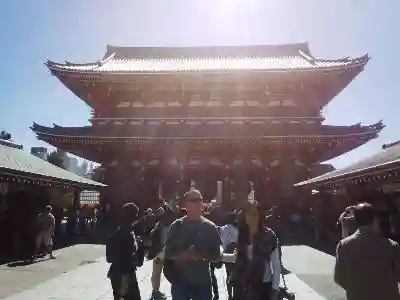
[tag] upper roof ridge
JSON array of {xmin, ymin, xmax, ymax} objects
[{"xmin": 104, "ymin": 42, "xmax": 311, "ymax": 59}]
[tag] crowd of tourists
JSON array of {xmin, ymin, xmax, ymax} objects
[
  {"xmin": 105, "ymin": 188, "xmax": 400, "ymax": 300},
  {"xmin": 4, "ymin": 186, "xmax": 400, "ymax": 299},
  {"xmin": 106, "ymin": 188, "xmax": 295, "ymax": 300}
]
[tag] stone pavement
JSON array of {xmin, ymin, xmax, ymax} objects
[
  {"xmin": 283, "ymin": 246, "xmax": 346, "ymax": 300},
  {"xmin": 0, "ymin": 244, "xmax": 106, "ymax": 299},
  {"xmin": 0, "ymin": 245, "xmax": 344, "ymax": 300}
]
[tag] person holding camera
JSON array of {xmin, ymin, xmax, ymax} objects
[{"xmin": 338, "ymin": 206, "xmax": 357, "ymax": 239}]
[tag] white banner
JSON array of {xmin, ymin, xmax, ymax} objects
[{"xmin": 216, "ymin": 181, "xmax": 222, "ymax": 204}]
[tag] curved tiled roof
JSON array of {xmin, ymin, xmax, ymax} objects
[
  {"xmin": 45, "ymin": 43, "xmax": 369, "ymax": 74},
  {"xmin": 31, "ymin": 121, "xmax": 384, "ymax": 139},
  {"xmin": 295, "ymin": 143, "xmax": 400, "ymax": 187},
  {"xmin": 0, "ymin": 139, "xmax": 23, "ymax": 149},
  {"xmin": 0, "ymin": 143, "xmax": 105, "ymax": 188}
]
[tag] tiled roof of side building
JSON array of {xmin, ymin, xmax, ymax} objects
[
  {"xmin": 31, "ymin": 121, "xmax": 384, "ymax": 139},
  {"xmin": 295, "ymin": 143, "xmax": 400, "ymax": 187},
  {"xmin": 0, "ymin": 143, "xmax": 106, "ymax": 188},
  {"xmin": 45, "ymin": 42, "xmax": 370, "ymax": 73}
]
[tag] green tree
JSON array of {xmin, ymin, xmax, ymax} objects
[{"xmin": 47, "ymin": 151, "xmax": 66, "ymax": 169}]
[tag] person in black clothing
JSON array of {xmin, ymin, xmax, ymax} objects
[{"xmin": 107, "ymin": 202, "xmax": 142, "ymax": 300}]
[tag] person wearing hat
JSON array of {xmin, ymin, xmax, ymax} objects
[{"xmin": 164, "ymin": 188, "xmax": 222, "ymax": 300}]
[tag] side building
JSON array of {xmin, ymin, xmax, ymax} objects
[
  {"xmin": 32, "ymin": 42, "xmax": 383, "ymax": 208},
  {"xmin": 31, "ymin": 146, "xmax": 48, "ymax": 160}
]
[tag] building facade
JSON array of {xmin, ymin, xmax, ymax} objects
[
  {"xmin": 32, "ymin": 43, "xmax": 383, "ymax": 208},
  {"xmin": 31, "ymin": 146, "xmax": 48, "ymax": 160}
]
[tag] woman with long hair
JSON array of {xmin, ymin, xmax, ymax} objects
[{"xmin": 222, "ymin": 200, "xmax": 281, "ymax": 300}]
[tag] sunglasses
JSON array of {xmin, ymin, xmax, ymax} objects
[{"xmin": 187, "ymin": 198, "xmax": 203, "ymax": 202}]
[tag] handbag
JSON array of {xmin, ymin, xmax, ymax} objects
[
  {"xmin": 163, "ymin": 220, "xmax": 183, "ymax": 283},
  {"xmin": 279, "ymin": 272, "xmax": 295, "ymax": 300}
]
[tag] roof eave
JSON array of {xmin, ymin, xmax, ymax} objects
[
  {"xmin": 32, "ymin": 130, "xmax": 382, "ymax": 140},
  {"xmin": 0, "ymin": 168, "xmax": 106, "ymax": 189},
  {"xmin": 45, "ymin": 53, "xmax": 370, "ymax": 75},
  {"xmin": 44, "ymin": 61, "xmax": 369, "ymax": 75},
  {"xmin": 295, "ymin": 159, "xmax": 400, "ymax": 188}
]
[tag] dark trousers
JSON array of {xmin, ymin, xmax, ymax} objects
[
  {"xmin": 171, "ymin": 278, "xmax": 212, "ymax": 300},
  {"xmin": 210, "ymin": 264, "xmax": 219, "ymax": 299},
  {"xmin": 233, "ymin": 281, "xmax": 272, "ymax": 300},
  {"xmin": 109, "ymin": 272, "xmax": 141, "ymax": 300},
  {"xmin": 224, "ymin": 263, "xmax": 234, "ymax": 299}
]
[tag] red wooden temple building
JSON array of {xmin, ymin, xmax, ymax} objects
[{"xmin": 32, "ymin": 42, "xmax": 384, "ymax": 208}]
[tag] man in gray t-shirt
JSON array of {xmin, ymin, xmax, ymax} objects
[{"xmin": 165, "ymin": 189, "xmax": 221, "ymax": 300}]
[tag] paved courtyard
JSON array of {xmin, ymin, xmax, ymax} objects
[{"xmin": 0, "ymin": 245, "xmax": 345, "ymax": 300}]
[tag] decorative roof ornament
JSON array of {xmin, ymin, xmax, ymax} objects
[
  {"xmin": 186, "ymin": 153, "xmax": 201, "ymax": 166},
  {"xmin": 148, "ymin": 157, "xmax": 159, "ymax": 166},
  {"xmin": 370, "ymin": 120, "xmax": 385, "ymax": 131},
  {"xmin": 248, "ymin": 182, "xmax": 255, "ymax": 201},
  {"xmin": 270, "ymin": 159, "xmax": 280, "ymax": 167},
  {"xmin": 132, "ymin": 160, "xmax": 141, "ymax": 167},
  {"xmin": 233, "ymin": 156, "xmax": 243, "ymax": 166},
  {"xmin": 167, "ymin": 157, "xmax": 179, "ymax": 166},
  {"xmin": 0, "ymin": 130, "xmax": 11, "ymax": 141},
  {"xmin": 294, "ymin": 158, "xmax": 305, "ymax": 167},
  {"xmin": 251, "ymin": 156, "xmax": 262, "ymax": 166},
  {"xmin": 210, "ymin": 157, "xmax": 223, "ymax": 166}
]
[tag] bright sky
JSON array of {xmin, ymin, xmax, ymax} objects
[{"xmin": 0, "ymin": 0, "xmax": 398, "ymax": 168}]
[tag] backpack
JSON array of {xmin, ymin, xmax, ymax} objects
[
  {"xmin": 106, "ymin": 229, "xmax": 145, "ymax": 268},
  {"xmin": 106, "ymin": 233, "xmax": 119, "ymax": 264}
]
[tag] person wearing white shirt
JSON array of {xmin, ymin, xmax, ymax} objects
[
  {"xmin": 220, "ymin": 222, "xmax": 239, "ymax": 250},
  {"xmin": 219, "ymin": 214, "xmax": 239, "ymax": 300},
  {"xmin": 221, "ymin": 201, "xmax": 281, "ymax": 300}
]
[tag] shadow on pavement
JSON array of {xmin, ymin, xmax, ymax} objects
[
  {"xmin": 280, "ymin": 234, "xmax": 337, "ymax": 257},
  {"xmin": 7, "ymin": 257, "xmax": 50, "ymax": 267},
  {"xmin": 1, "ymin": 222, "xmax": 112, "ymax": 266}
]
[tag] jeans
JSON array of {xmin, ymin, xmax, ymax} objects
[{"xmin": 171, "ymin": 279, "xmax": 212, "ymax": 300}]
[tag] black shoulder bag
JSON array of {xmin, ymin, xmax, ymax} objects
[{"xmin": 163, "ymin": 221, "xmax": 183, "ymax": 283}]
